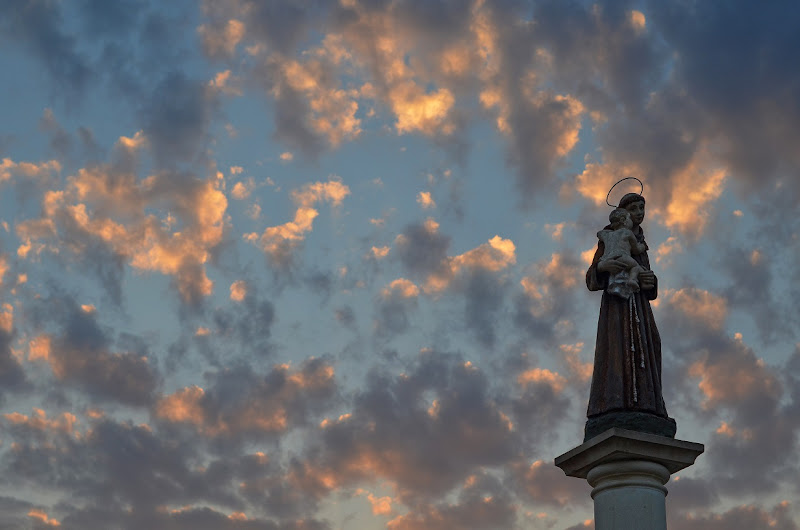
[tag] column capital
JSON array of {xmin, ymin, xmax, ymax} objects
[{"xmin": 555, "ymin": 427, "xmax": 704, "ymax": 479}]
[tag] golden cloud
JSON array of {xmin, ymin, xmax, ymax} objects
[
  {"xmin": 197, "ymin": 19, "xmax": 245, "ymax": 57},
  {"xmin": 251, "ymin": 179, "xmax": 350, "ymax": 266},
  {"xmin": 230, "ymin": 280, "xmax": 247, "ymax": 302},
  {"xmin": 664, "ymin": 288, "xmax": 728, "ymax": 331},
  {"xmin": 382, "ymin": 278, "xmax": 420, "ymax": 299}
]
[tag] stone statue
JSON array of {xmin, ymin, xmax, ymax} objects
[
  {"xmin": 584, "ymin": 191, "xmax": 676, "ymax": 441},
  {"xmin": 596, "ymin": 208, "xmax": 646, "ymax": 299}
]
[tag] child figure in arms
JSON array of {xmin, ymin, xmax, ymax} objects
[{"xmin": 597, "ymin": 208, "xmax": 647, "ymax": 298}]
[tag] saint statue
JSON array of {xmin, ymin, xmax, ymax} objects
[{"xmin": 584, "ymin": 191, "xmax": 676, "ymax": 441}]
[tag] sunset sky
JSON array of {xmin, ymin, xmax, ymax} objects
[{"xmin": 1, "ymin": 1, "xmax": 799, "ymax": 528}]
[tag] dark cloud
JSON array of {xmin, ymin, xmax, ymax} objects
[
  {"xmin": 394, "ymin": 221, "xmax": 450, "ymax": 279},
  {"xmin": 669, "ymin": 502, "xmax": 798, "ymax": 530},
  {"xmin": 511, "ymin": 459, "xmax": 590, "ymax": 508},
  {"xmin": 1, "ymin": 0, "xmax": 92, "ymax": 100},
  {"xmin": 211, "ymin": 297, "xmax": 276, "ymax": 358},
  {"xmin": 386, "ymin": 472, "xmax": 517, "ymax": 530},
  {"xmin": 303, "ymin": 351, "xmax": 521, "ymax": 503},
  {"xmin": 61, "ymin": 506, "xmax": 330, "ymax": 530},
  {"xmin": 0, "ymin": 495, "xmax": 35, "ymax": 529},
  {"xmin": 1, "ymin": 412, "xmax": 332, "ymax": 529},
  {"xmin": 666, "ymin": 476, "xmax": 719, "ymax": 513},
  {"xmin": 374, "ymin": 290, "xmax": 416, "ymax": 338},
  {"xmin": 462, "ymin": 270, "xmax": 506, "ymax": 348},
  {"xmin": 153, "ymin": 358, "xmax": 338, "ymax": 446},
  {"xmin": 648, "ymin": 0, "xmax": 800, "ymax": 192},
  {"xmin": 333, "ymin": 305, "xmax": 356, "ymax": 331},
  {"xmin": 0, "ymin": 316, "xmax": 27, "ymax": 403},
  {"xmin": 140, "ymin": 72, "xmax": 219, "ymax": 167},
  {"xmin": 658, "ymin": 291, "xmax": 800, "ymax": 497},
  {"xmin": 31, "ymin": 294, "xmax": 159, "ymax": 406},
  {"xmin": 513, "ymin": 250, "xmax": 584, "ymax": 347}
]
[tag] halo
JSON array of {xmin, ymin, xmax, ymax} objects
[{"xmin": 605, "ymin": 177, "xmax": 643, "ymax": 208}]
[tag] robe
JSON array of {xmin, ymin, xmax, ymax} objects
[{"xmin": 585, "ymin": 225, "xmax": 669, "ymax": 419}]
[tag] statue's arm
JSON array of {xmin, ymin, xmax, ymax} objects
[
  {"xmin": 639, "ymin": 259, "xmax": 658, "ymax": 300},
  {"xmin": 630, "ymin": 233, "xmax": 646, "ymax": 255},
  {"xmin": 643, "ymin": 272, "xmax": 658, "ymax": 300},
  {"xmin": 586, "ymin": 241, "xmax": 608, "ymax": 292}
]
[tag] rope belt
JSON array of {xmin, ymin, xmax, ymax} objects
[{"xmin": 628, "ymin": 295, "xmax": 646, "ymax": 403}]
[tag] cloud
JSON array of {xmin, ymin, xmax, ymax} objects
[
  {"xmin": 648, "ymin": 1, "xmax": 800, "ymax": 194},
  {"xmin": 29, "ymin": 294, "xmax": 159, "ymax": 406},
  {"xmin": 394, "ymin": 219, "xmax": 515, "ymax": 293},
  {"xmin": 0, "ymin": 157, "xmax": 62, "ymax": 185},
  {"xmin": 305, "ymin": 352, "xmax": 518, "ymax": 503},
  {"xmin": 381, "ymin": 278, "xmax": 419, "ymax": 299},
  {"xmin": 375, "ymin": 279, "xmax": 419, "ymax": 338},
  {"xmin": 669, "ymin": 502, "xmax": 797, "ymax": 530},
  {"xmin": 416, "ymin": 191, "xmax": 436, "ymax": 209},
  {"xmin": 198, "ymin": 19, "xmax": 246, "ymax": 58},
  {"xmin": 18, "ymin": 153, "xmax": 229, "ymax": 304},
  {"xmin": 154, "ymin": 358, "xmax": 337, "ymax": 440},
  {"xmin": 247, "ymin": 179, "xmax": 349, "ymax": 268},
  {"xmin": 512, "ymin": 460, "xmax": 589, "ymax": 508},
  {"xmin": 229, "ymin": 281, "xmax": 247, "ymax": 302},
  {"xmin": 662, "ymin": 288, "xmax": 728, "ymax": 332},
  {"xmin": 1, "ymin": 0, "xmax": 92, "ymax": 99},
  {"xmin": 268, "ymin": 51, "xmax": 362, "ymax": 150},
  {"xmin": 140, "ymin": 72, "xmax": 220, "ymax": 166},
  {"xmin": 385, "ymin": 473, "xmax": 516, "ymax": 530}
]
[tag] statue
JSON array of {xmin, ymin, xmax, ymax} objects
[
  {"xmin": 584, "ymin": 182, "xmax": 676, "ymax": 441},
  {"xmin": 596, "ymin": 208, "xmax": 647, "ymax": 299}
]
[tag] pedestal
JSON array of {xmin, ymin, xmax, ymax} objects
[{"xmin": 555, "ymin": 428, "xmax": 704, "ymax": 530}]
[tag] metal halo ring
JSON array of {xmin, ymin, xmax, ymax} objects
[{"xmin": 606, "ymin": 177, "xmax": 644, "ymax": 208}]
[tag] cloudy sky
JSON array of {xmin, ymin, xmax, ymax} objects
[{"xmin": 1, "ymin": 0, "xmax": 799, "ymax": 528}]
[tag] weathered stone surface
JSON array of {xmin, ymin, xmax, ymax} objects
[
  {"xmin": 584, "ymin": 410, "xmax": 677, "ymax": 442},
  {"xmin": 555, "ymin": 429, "xmax": 704, "ymax": 530}
]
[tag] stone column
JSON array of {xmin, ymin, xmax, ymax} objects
[{"xmin": 555, "ymin": 428, "xmax": 704, "ymax": 530}]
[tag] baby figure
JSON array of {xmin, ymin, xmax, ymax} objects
[{"xmin": 597, "ymin": 208, "xmax": 647, "ymax": 298}]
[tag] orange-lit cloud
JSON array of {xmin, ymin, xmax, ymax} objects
[
  {"xmin": 416, "ymin": 191, "xmax": 436, "ymax": 209},
  {"xmin": 410, "ymin": 222, "xmax": 515, "ymax": 293},
  {"xmin": 664, "ymin": 287, "xmax": 728, "ymax": 331},
  {"xmin": 27, "ymin": 509, "xmax": 60, "ymax": 527},
  {"xmin": 154, "ymin": 361, "xmax": 335, "ymax": 437},
  {"xmin": 0, "ymin": 157, "xmax": 61, "ymax": 183},
  {"xmin": 197, "ymin": 19, "xmax": 245, "ymax": 57},
  {"xmin": 661, "ymin": 152, "xmax": 727, "ymax": 239},
  {"xmin": 208, "ymin": 69, "xmax": 242, "ymax": 96},
  {"xmin": 273, "ymin": 53, "xmax": 362, "ymax": 147},
  {"xmin": 560, "ymin": 343, "xmax": 593, "ymax": 383},
  {"xmin": 573, "ymin": 161, "xmax": 643, "ymax": 206},
  {"xmin": 689, "ymin": 343, "xmax": 780, "ymax": 409},
  {"xmin": 371, "ymin": 245, "xmax": 390, "ymax": 259},
  {"xmin": 28, "ymin": 335, "xmax": 51, "ymax": 361},
  {"xmin": 230, "ymin": 280, "xmax": 247, "ymax": 301},
  {"xmin": 629, "ymin": 10, "xmax": 647, "ymax": 33},
  {"xmin": 4, "ymin": 408, "xmax": 78, "ymax": 438},
  {"xmin": 247, "ymin": 179, "xmax": 349, "ymax": 266},
  {"xmin": 19, "ymin": 153, "xmax": 229, "ymax": 302},
  {"xmin": 155, "ymin": 385, "xmax": 206, "ymax": 426},
  {"xmin": 517, "ymin": 368, "xmax": 567, "ymax": 394},
  {"xmin": 382, "ymin": 278, "xmax": 420, "ymax": 299}
]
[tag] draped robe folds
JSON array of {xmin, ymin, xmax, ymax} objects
[{"xmin": 585, "ymin": 226, "xmax": 670, "ymax": 421}]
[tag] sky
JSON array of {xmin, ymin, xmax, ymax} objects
[{"xmin": 1, "ymin": 0, "xmax": 799, "ymax": 528}]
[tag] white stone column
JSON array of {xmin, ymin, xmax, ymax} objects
[{"xmin": 555, "ymin": 428, "xmax": 704, "ymax": 530}]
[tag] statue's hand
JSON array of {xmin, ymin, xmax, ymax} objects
[
  {"xmin": 639, "ymin": 270, "xmax": 656, "ymax": 290},
  {"xmin": 597, "ymin": 259, "xmax": 626, "ymax": 274}
]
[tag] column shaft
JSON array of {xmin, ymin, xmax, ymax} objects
[{"xmin": 587, "ymin": 460, "xmax": 669, "ymax": 530}]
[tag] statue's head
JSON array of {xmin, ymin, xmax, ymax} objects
[
  {"xmin": 609, "ymin": 208, "xmax": 632, "ymax": 229},
  {"xmin": 619, "ymin": 192, "xmax": 645, "ymax": 227},
  {"xmin": 618, "ymin": 192, "xmax": 645, "ymax": 208}
]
